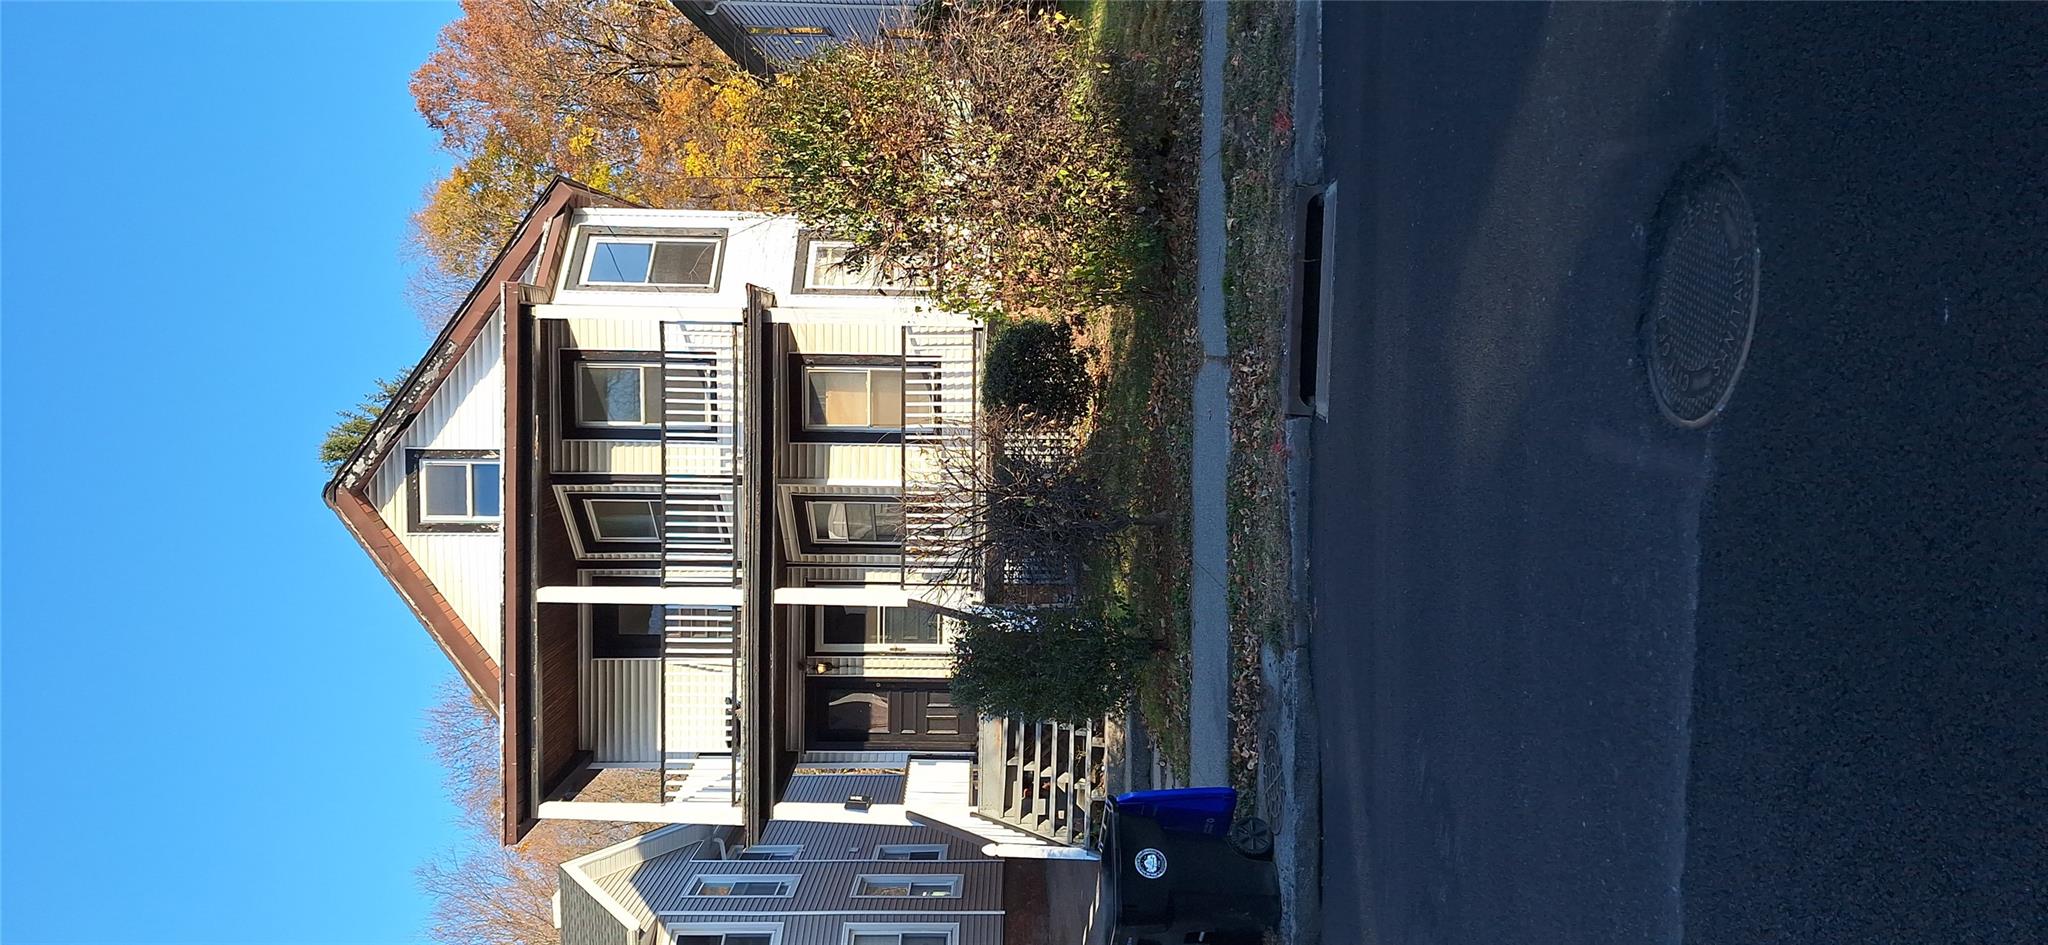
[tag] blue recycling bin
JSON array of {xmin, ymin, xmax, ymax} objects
[{"xmin": 1099, "ymin": 787, "xmax": 1280, "ymax": 945}]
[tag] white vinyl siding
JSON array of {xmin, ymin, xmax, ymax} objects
[{"xmin": 366, "ymin": 309, "xmax": 506, "ymax": 663}]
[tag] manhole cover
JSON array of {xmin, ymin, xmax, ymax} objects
[{"xmin": 1644, "ymin": 166, "xmax": 1761, "ymax": 427}]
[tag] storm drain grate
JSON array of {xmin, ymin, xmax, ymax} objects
[{"xmin": 1644, "ymin": 165, "xmax": 1761, "ymax": 427}]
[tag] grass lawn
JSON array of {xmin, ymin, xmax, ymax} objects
[{"xmin": 1059, "ymin": 0, "xmax": 1299, "ymax": 796}]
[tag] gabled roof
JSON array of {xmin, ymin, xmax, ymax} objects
[
  {"xmin": 324, "ymin": 177, "xmax": 632, "ymax": 713},
  {"xmin": 558, "ymin": 825, "xmax": 722, "ymax": 945}
]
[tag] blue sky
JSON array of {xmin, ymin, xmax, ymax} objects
[{"xmin": 2, "ymin": 4, "xmax": 474, "ymax": 943}]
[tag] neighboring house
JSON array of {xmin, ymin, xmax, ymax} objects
[
  {"xmin": 671, "ymin": 0, "xmax": 921, "ymax": 76},
  {"xmin": 557, "ymin": 820, "xmax": 1028, "ymax": 945},
  {"xmin": 325, "ymin": 177, "xmax": 1100, "ymax": 850}
]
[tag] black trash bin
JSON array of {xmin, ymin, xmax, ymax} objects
[{"xmin": 1099, "ymin": 787, "xmax": 1280, "ymax": 945}]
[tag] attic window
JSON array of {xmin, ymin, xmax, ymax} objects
[
  {"xmin": 746, "ymin": 25, "xmax": 828, "ymax": 35},
  {"xmin": 405, "ymin": 450, "xmax": 501, "ymax": 533},
  {"xmin": 566, "ymin": 226, "xmax": 727, "ymax": 292},
  {"xmin": 687, "ymin": 874, "xmax": 798, "ymax": 898}
]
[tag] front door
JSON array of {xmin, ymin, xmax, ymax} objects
[{"xmin": 806, "ymin": 679, "xmax": 976, "ymax": 751}]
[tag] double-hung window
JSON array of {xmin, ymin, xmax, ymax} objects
[
  {"xmin": 803, "ymin": 365, "xmax": 904, "ymax": 432},
  {"xmin": 805, "ymin": 499, "xmax": 903, "ymax": 547},
  {"xmin": 852, "ymin": 874, "xmax": 962, "ymax": 899},
  {"xmin": 575, "ymin": 362, "xmax": 662, "ymax": 428},
  {"xmin": 817, "ymin": 606, "xmax": 945, "ymax": 653},
  {"xmin": 845, "ymin": 924, "xmax": 956, "ymax": 945},
  {"xmin": 671, "ymin": 923, "xmax": 781, "ymax": 945},
  {"xmin": 687, "ymin": 874, "xmax": 798, "ymax": 898},
  {"xmin": 407, "ymin": 450, "xmax": 500, "ymax": 532},
  {"xmin": 802, "ymin": 240, "xmax": 929, "ymax": 293}
]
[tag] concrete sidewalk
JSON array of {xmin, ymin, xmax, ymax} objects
[{"xmin": 1187, "ymin": 2, "xmax": 1324, "ymax": 943}]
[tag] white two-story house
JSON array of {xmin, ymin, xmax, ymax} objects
[{"xmin": 327, "ymin": 178, "xmax": 1101, "ymax": 852}]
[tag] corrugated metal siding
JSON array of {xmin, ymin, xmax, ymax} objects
[
  {"xmin": 555, "ymin": 439, "xmax": 663, "ymax": 474},
  {"xmin": 629, "ymin": 858, "xmax": 1001, "ymax": 913},
  {"xmin": 588, "ymin": 658, "xmax": 661, "ymax": 762},
  {"xmin": 786, "ymin": 320, "xmax": 902, "ymax": 355},
  {"xmin": 562, "ymin": 317, "xmax": 662, "ymax": 351},
  {"xmin": 778, "ymin": 442, "xmax": 900, "ymax": 484},
  {"xmin": 366, "ymin": 310, "xmax": 506, "ymax": 663},
  {"xmin": 760, "ymin": 821, "xmax": 992, "ymax": 861},
  {"xmin": 782, "ymin": 774, "xmax": 905, "ymax": 804},
  {"xmin": 666, "ymin": 914, "xmax": 1002, "ymax": 945}
]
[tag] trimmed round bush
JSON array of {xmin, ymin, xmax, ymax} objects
[
  {"xmin": 950, "ymin": 605, "xmax": 1149, "ymax": 724},
  {"xmin": 984, "ymin": 320, "xmax": 1091, "ymax": 420}
]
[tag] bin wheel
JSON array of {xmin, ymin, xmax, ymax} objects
[{"xmin": 1229, "ymin": 816, "xmax": 1274, "ymax": 858}]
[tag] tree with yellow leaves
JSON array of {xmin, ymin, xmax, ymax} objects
[{"xmin": 407, "ymin": 0, "xmax": 775, "ymax": 323}]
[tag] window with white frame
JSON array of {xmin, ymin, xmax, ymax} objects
[
  {"xmin": 670, "ymin": 922, "xmax": 782, "ymax": 945},
  {"xmin": 844, "ymin": 924, "xmax": 956, "ymax": 945},
  {"xmin": 581, "ymin": 235, "xmax": 721, "ymax": 288},
  {"xmin": 802, "ymin": 365, "xmax": 905, "ymax": 431},
  {"xmin": 852, "ymin": 874, "xmax": 962, "ymax": 898},
  {"xmin": 805, "ymin": 499, "xmax": 903, "ymax": 546},
  {"xmin": 816, "ymin": 606, "xmax": 946, "ymax": 653},
  {"xmin": 406, "ymin": 450, "xmax": 501, "ymax": 532},
  {"xmin": 574, "ymin": 362, "xmax": 662, "ymax": 427},
  {"xmin": 588, "ymin": 498, "xmax": 660, "ymax": 542},
  {"xmin": 735, "ymin": 844, "xmax": 801, "ymax": 861},
  {"xmin": 686, "ymin": 874, "xmax": 798, "ymax": 898},
  {"xmin": 874, "ymin": 844, "xmax": 948, "ymax": 861},
  {"xmin": 803, "ymin": 240, "xmax": 930, "ymax": 293}
]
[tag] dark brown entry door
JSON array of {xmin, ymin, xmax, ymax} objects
[{"xmin": 806, "ymin": 679, "xmax": 976, "ymax": 751}]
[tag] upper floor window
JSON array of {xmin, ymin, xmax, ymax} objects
[
  {"xmin": 805, "ymin": 499, "xmax": 903, "ymax": 547},
  {"xmin": 405, "ymin": 450, "xmax": 500, "ymax": 533},
  {"xmin": 803, "ymin": 365, "xmax": 904, "ymax": 432},
  {"xmin": 874, "ymin": 844, "xmax": 947, "ymax": 861},
  {"xmin": 589, "ymin": 498, "xmax": 660, "ymax": 542},
  {"xmin": 567, "ymin": 227, "xmax": 725, "ymax": 292},
  {"xmin": 746, "ymin": 25, "xmax": 829, "ymax": 35},
  {"xmin": 853, "ymin": 874, "xmax": 962, "ymax": 898},
  {"xmin": 845, "ymin": 924, "xmax": 957, "ymax": 945},
  {"xmin": 735, "ymin": 844, "xmax": 801, "ymax": 861},
  {"xmin": 564, "ymin": 352, "xmax": 717, "ymax": 440},
  {"xmin": 687, "ymin": 874, "xmax": 798, "ymax": 898},
  {"xmin": 576, "ymin": 362, "xmax": 662, "ymax": 428},
  {"xmin": 796, "ymin": 234, "xmax": 930, "ymax": 294},
  {"xmin": 671, "ymin": 922, "xmax": 781, "ymax": 945}
]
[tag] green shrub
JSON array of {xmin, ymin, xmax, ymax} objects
[
  {"xmin": 950, "ymin": 604, "xmax": 1151, "ymax": 724},
  {"xmin": 985, "ymin": 320, "xmax": 1091, "ymax": 419}
]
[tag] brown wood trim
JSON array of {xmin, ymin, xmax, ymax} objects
[
  {"xmin": 502, "ymin": 283, "xmax": 539, "ymax": 845},
  {"xmin": 326, "ymin": 487, "xmax": 502, "ymax": 712},
  {"xmin": 743, "ymin": 285, "xmax": 779, "ymax": 845}
]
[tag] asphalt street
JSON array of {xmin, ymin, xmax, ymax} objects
[{"xmin": 1308, "ymin": 4, "xmax": 2046, "ymax": 944}]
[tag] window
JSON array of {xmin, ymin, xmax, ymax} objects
[
  {"xmin": 590, "ymin": 603, "xmax": 662, "ymax": 659},
  {"xmin": 874, "ymin": 844, "xmax": 947, "ymax": 861},
  {"xmin": 589, "ymin": 499, "xmax": 660, "ymax": 542},
  {"xmin": 575, "ymin": 362, "xmax": 661, "ymax": 427},
  {"xmin": 817, "ymin": 606, "xmax": 946, "ymax": 653},
  {"xmin": 745, "ymin": 25, "xmax": 828, "ymax": 35},
  {"xmin": 852, "ymin": 874, "xmax": 962, "ymax": 898},
  {"xmin": 687, "ymin": 874, "xmax": 798, "ymax": 898},
  {"xmin": 671, "ymin": 922, "xmax": 782, "ymax": 945},
  {"xmin": 582, "ymin": 236, "xmax": 720, "ymax": 287},
  {"xmin": 844, "ymin": 924, "xmax": 956, "ymax": 945},
  {"xmin": 802, "ymin": 240, "xmax": 930, "ymax": 293},
  {"xmin": 806, "ymin": 500, "xmax": 902, "ymax": 546},
  {"xmin": 735, "ymin": 844, "xmax": 801, "ymax": 861},
  {"xmin": 406, "ymin": 450, "xmax": 501, "ymax": 533},
  {"xmin": 803, "ymin": 366, "xmax": 904, "ymax": 431}
]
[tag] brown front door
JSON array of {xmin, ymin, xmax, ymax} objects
[{"xmin": 806, "ymin": 679, "xmax": 976, "ymax": 751}]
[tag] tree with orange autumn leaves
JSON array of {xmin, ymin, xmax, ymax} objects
[{"xmin": 406, "ymin": 0, "xmax": 775, "ymax": 323}]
